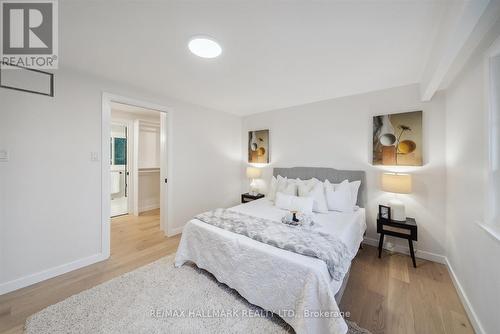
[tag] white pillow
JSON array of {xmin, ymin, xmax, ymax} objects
[
  {"xmin": 296, "ymin": 177, "xmax": 318, "ymax": 188},
  {"xmin": 348, "ymin": 180, "xmax": 361, "ymax": 207},
  {"xmin": 275, "ymin": 192, "xmax": 314, "ymax": 214},
  {"xmin": 324, "ymin": 179, "xmax": 335, "ymax": 193},
  {"xmin": 331, "ymin": 179, "xmax": 361, "ymax": 207},
  {"xmin": 267, "ymin": 176, "xmax": 278, "ymax": 201},
  {"xmin": 298, "ymin": 181, "xmax": 328, "ymax": 213},
  {"xmin": 325, "ymin": 180, "xmax": 355, "ymax": 212},
  {"xmin": 295, "ymin": 178, "xmax": 319, "ymax": 194},
  {"xmin": 277, "ymin": 176, "xmax": 297, "ymax": 196},
  {"xmin": 268, "ymin": 175, "xmax": 297, "ymax": 201}
]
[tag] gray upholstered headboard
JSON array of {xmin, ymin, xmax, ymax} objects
[{"xmin": 273, "ymin": 167, "xmax": 367, "ymax": 208}]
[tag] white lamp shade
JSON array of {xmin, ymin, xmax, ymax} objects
[
  {"xmin": 381, "ymin": 173, "xmax": 412, "ymax": 194},
  {"xmin": 246, "ymin": 167, "xmax": 262, "ymax": 179}
]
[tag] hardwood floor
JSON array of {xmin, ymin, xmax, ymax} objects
[
  {"xmin": 0, "ymin": 209, "xmax": 180, "ymax": 334},
  {"xmin": 340, "ymin": 247, "xmax": 474, "ymax": 334},
  {"xmin": 0, "ymin": 211, "xmax": 473, "ymax": 334}
]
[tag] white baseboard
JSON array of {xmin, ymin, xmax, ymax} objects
[
  {"xmin": 445, "ymin": 258, "xmax": 485, "ymax": 334},
  {"xmin": 167, "ymin": 225, "xmax": 183, "ymax": 237},
  {"xmin": 363, "ymin": 237, "xmax": 446, "ymax": 264},
  {"xmin": 139, "ymin": 203, "xmax": 160, "ymax": 213},
  {"xmin": 0, "ymin": 253, "xmax": 108, "ymax": 295}
]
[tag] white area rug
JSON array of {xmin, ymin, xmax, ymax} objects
[{"xmin": 25, "ymin": 255, "xmax": 371, "ymax": 334}]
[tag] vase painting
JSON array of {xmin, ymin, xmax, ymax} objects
[
  {"xmin": 248, "ymin": 129, "xmax": 269, "ymax": 163},
  {"xmin": 373, "ymin": 111, "xmax": 422, "ymax": 166}
]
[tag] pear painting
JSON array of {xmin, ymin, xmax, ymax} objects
[{"xmin": 373, "ymin": 111, "xmax": 422, "ymax": 166}]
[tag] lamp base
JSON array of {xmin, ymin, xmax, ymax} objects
[
  {"xmin": 249, "ymin": 179, "xmax": 259, "ymax": 196},
  {"xmin": 388, "ymin": 199, "xmax": 406, "ymax": 221}
]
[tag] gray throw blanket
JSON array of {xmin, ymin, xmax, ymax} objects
[{"xmin": 195, "ymin": 209, "xmax": 353, "ymax": 281}]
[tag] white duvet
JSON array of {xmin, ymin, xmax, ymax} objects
[{"xmin": 175, "ymin": 198, "xmax": 366, "ymax": 334}]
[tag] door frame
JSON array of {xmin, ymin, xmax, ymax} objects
[
  {"xmin": 101, "ymin": 92, "xmax": 173, "ymax": 259},
  {"xmin": 110, "ymin": 119, "xmax": 133, "ymax": 217}
]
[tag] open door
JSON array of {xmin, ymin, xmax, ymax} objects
[{"xmin": 159, "ymin": 112, "xmax": 168, "ymax": 232}]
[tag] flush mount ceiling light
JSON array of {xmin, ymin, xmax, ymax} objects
[{"xmin": 188, "ymin": 37, "xmax": 222, "ymax": 59}]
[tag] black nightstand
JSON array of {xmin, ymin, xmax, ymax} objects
[
  {"xmin": 241, "ymin": 193, "xmax": 265, "ymax": 203},
  {"xmin": 377, "ymin": 215, "xmax": 418, "ymax": 268}
]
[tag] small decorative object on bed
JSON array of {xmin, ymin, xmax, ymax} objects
[
  {"xmin": 381, "ymin": 172, "xmax": 412, "ymax": 221},
  {"xmin": 373, "ymin": 110, "xmax": 422, "ymax": 166},
  {"xmin": 281, "ymin": 210, "xmax": 314, "ymax": 226},
  {"xmin": 248, "ymin": 129, "xmax": 269, "ymax": 163}
]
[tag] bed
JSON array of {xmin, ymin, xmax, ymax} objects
[{"xmin": 175, "ymin": 167, "xmax": 367, "ymax": 334}]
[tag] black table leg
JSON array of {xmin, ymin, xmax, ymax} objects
[
  {"xmin": 408, "ymin": 238, "xmax": 416, "ymax": 268},
  {"xmin": 378, "ymin": 233, "xmax": 384, "ymax": 258}
]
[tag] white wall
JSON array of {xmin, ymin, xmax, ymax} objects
[
  {"xmin": 445, "ymin": 35, "xmax": 500, "ymax": 333},
  {"xmin": 0, "ymin": 68, "xmax": 242, "ymax": 292},
  {"xmin": 138, "ymin": 171, "xmax": 161, "ymax": 212},
  {"xmin": 242, "ymin": 84, "xmax": 447, "ymax": 261}
]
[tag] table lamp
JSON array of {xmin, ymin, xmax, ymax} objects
[
  {"xmin": 246, "ymin": 167, "xmax": 262, "ymax": 196},
  {"xmin": 381, "ymin": 172, "xmax": 412, "ymax": 221}
]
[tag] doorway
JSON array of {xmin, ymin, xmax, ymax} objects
[
  {"xmin": 110, "ymin": 123, "xmax": 129, "ymax": 217},
  {"xmin": 110, "ymin": 103, "xmax": 163, "ymax": 219},
  {"xmin": 101, "ymin": 93, "xmax": 172, "ymax": 259}
]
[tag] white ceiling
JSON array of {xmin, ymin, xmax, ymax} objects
[{"xmin": 60, "ymin": 1, "xmax": 462, "ymax": 115}]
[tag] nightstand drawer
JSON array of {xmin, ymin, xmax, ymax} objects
[{"xmin": 382, "ymin": 225, "xmax": 411, "ymax": 235}]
